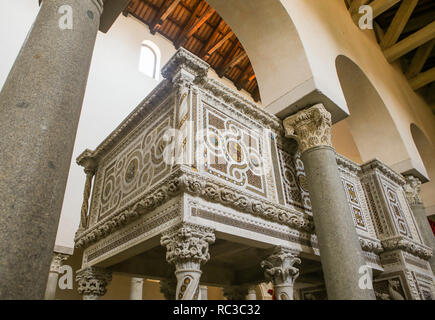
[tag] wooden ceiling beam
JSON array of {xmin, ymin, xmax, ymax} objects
[
  {"xmin": 149, "ymin": 0, "xmax": 181, "ymax": 34},
  {"xmin": 371, "ymin": 0, "xmax": 402, "ymax": 18},
  {"xmin": 175, "ymin": 3, "xmax": 214, "ymax": 48},
  {"xmin": 349, "ymin": 0, "xmax": 371, "ymax": 15},
  {"xmin": 217, "ymin": 39, "xmax": 240, "ymax": 75},
  {"xmin": 409, "ymin": 67, "xmax": 435, "ymax": 90},
  {"xmin": 352, "ymin": 0, "xmax": 401, "ymax": 20},
  {"xmin": 384, "ymin": 20, "xmax": 435, "ymax": 62},
  {"xmin": 235, "ymin": 64, "xmax": 253, "ymax": 90},
  {"xmin": 381, "ymin": 0, "xmax": 419, "ymax": 49},
  {"xmin": 200, "ymin": 18, "xmax": 225, "ymax": 58},
  {"xmin": 204, "ymin": 30, "xmax": 234, "ymax": 60},
  {"xmin": 406, "ymin": 39, "xmax": 435, "ymax": 78},
  {"xmin": 219, "ymin": 51, "xmax": 247, "ymax": 77},
  {"xmin": 187, "ymin": 7, "xmax": 215, "ymax": 38}
]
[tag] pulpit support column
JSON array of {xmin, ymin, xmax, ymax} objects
[
  {"xmin": 261, "ymin": 247, "xmax": 300, "ymax": 300},
  {"xmin": 161, "ymin": 223, "xmax": 215, "ymax": 300}
]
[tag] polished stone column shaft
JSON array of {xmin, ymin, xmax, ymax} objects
[
  {"xmin": 284, "ymin": 104, "xmax": 375, "ymax": 300},
  {"xmin": 130, "ymin": 277, "xmax": 144, "ymax": 300},
  {"xmin": 44, "ymin": 253, "xmax": 69, "ymax": 300},
  {"xmin": 200, "ymin": 285, "xmax": 208, "ymax": 300},
  {"xmin": 0, "ymin": 0, "xmax": 103, "ymax": 299},
  {"xmin": 404, "ymin": 176, "xmax": 435, "ymax": 273}
]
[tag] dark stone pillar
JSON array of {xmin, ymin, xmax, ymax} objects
[
  {"xmin": 0, "ymin": 0, "xmax": 104, "ymax": 299},
  {"xmin": 283, "ymin": 104, "xmax": 375, "ymax": 300}
]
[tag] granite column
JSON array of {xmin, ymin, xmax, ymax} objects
[
  {"xmin": 0, "ymin": 0, "xmax": 104, "ymax": 299},
  {"xmin": 404, "ymin": 176, "xmax": 435, "ymax": 273},
  {"xmin": 283, "ymin": 104, "xmax": 375, "ymax": 300}
]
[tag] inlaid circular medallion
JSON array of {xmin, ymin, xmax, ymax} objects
[
  {"xmin": 124, "ymin": 158, "xmax": 138, "ymax": 183},
  {"xmin": 227, "ymin": 141, "xmax": 244, "ymax": 163}
]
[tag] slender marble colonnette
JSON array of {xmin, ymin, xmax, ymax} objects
[
  {"xmin": 0, "ymin": 0, "xmax": 104, "ymax": 299},
  {"xmin": 283, "ymin": 104, "xmax": 376, "ymax": 300}
]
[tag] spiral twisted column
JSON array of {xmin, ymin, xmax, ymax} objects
[{"xmin": 161, "ymin": 223, "xmax": 215, "ymax": 300}]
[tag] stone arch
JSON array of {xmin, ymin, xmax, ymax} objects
[
  {"xmin": 410, "ymin": 123, "xmax": 435, "ymax": 215},
  {"xmin": 206, "ymin": 0, "xmax": 314, "ymax": 115},
  {"xmin": 335, "ymin": 54, "xmax": 411, "ymax": 168}
]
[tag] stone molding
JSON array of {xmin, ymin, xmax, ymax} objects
[
  {"xmin": 201, "ymin": 78, "xmax": 283, "ymax": 133},
  {"xmin": 160, "ymin": 223, "xmax": 215, "ymax": 266},
  {"xmin": 336, "ymin": 154, "xmax": 361, "ymax": 174},
  {"xmin": 403, "ymin": 175, "xmax": 423, "ymax": 206},
  {"xmin": 76, "ymin": 267, "xmax": 112, "ymax": 298},
  {"xmin": 161, "ymin": 47, "xmax": 209, "ymax": 82},
  {"xmin": 382, "ymin": 236, "xmax": 432, "ymax": 260},
  {"xmin": 360, "ymin": 237, "xmax": 384, "ymax": 254},
  {"xmin": 361, "ymin": 159, "xmax": 406, "ymax": 186},
  {"xmin": 75, "ymin": 169, "xmax": 313, "ymax": 249},
  {"xmin": 283, "ymin": 104, "xmax": 332, "ymax": 153},
  {"xmin": 49, "ymin": 253, "xmax": 69, "ymax": 273},
  {"xmin": 261, "ymin": 247, "xmax": 301, "ymax": 286}
]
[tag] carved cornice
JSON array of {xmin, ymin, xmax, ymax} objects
[
  {"xmin": 200, "ymin": 78, "xmax": 283, "ymax": 133},
  {"xmin": 336, "ymin": 154, "xmax": 361, "ymax": 174},
  {"xmin": 359, "ymin": 237, "xmax": 383, "ymax": 254},
  {"xmin": 160, "ymin": 223, "xmax": 215, "ymax": 265},
  {"xmin": 74, "ymin": 169, "xmax": 313, "ymax": 249},
  {"xmin": 403, "ymin": 175, "xmax": 423, "ymax": 205},
  {"xmin": 76, "ymin": 267, "xmax": 112, "ymax": 298},
  {"xmin": 179, "ymin": 173, "xmax": 313, "ymax": 232},
  {"xmin": 283, "ymin": 104, "xmax": 332, "ymax": 153},
  {"xmin": 382, "ymin": 236, "xmax": 432, "ymax": 260},
  {"xmin": 76, "ymin": 149, "xmax": 97, "ymax": 172},
  {"xmin": 360, "ymin": 159, "xmax": 406, "ymax": 186},
  {"xmin": 261, "ymin": 247, "xmax": 301, "ymax": 286},
  {"xmin": 161, "ymin": 47, "xmax": 210, "ymax": 82}
]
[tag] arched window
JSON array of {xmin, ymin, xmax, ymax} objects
[{"xmin": 139, "ymin": 40, "xmax": 160, "ymax": 80}]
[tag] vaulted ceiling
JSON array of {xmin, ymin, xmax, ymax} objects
[
  {"xmin": 123, "ymin": 0, "xmax": 260, "ymax": 102},
  {"xmin": 346, "ymin": 0, "xmax": 435, "ymax": 111}
]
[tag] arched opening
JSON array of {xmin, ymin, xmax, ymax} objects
[
  {"xmin": 410, "ymin": 124, "xmax": 435, "ymax": 216},
  {"xmin": 335, "ymin": 55, "xmax": 411, "ymax": 168},
  {"xmin": 139, "ymin": 40, "xmax": 161, "ymax": 80},
  {"xmin": 206, "ymin": 0, "xmax": 318, "ymax": 116}
]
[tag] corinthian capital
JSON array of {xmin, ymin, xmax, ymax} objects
[
  {"xmin": 403, "ymin": 175, "xmax": 423, "ymax": 205},
  {"xmin": 49, "ymin": 253, "xmax": 69, "ymax": 273},
  {"xmin": 261, "ymin": 247, "xmax": 301, "ymax": 287},
  {"xmin": 283, "ymin": 104, "xmax": 332, "ymax": 153},
  {"xmin": 161, "ymin": 223, "xmax": 215, "ymax": 266},
  {"xmin": 76, "ymin": 267, "xmax": 112, "ymax": 300}
]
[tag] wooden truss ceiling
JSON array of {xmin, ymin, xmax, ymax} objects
[
  {"xmin": 346, "ymin": 0, "xmax": 435, "ymax": 110},
  {"xmin": 124, "ymin": 0, "xmax": 260, "ymax": 102}
]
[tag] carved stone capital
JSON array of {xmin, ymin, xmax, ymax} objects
[
  {"xmin": 283, "ymin": 104, "xmax": 332, "ymax": 153},
  {"xmin": 76, "ymin": 267, "xmax": 112, "ymax": 300},
  {"xmin": 161, "ymin": 223, "xmax": 215, "ymax": 267},
  {"xmin": 76, "ymin": 149, "xmax": 97, "ymax": 173},
  {"xmin": 261, "ymin": 247, "xmax": 301, "ymax": 287},
  {"xmin": 49, "ymin": 253, "xmax": 69, "ymax": 273},
  {"xmin": 161, "ymin": 47, "xmax": 209, "ymax": 83},
  {"xmin": 404, "ymin": 175, "xmax": 423, "ymax": 206}
]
